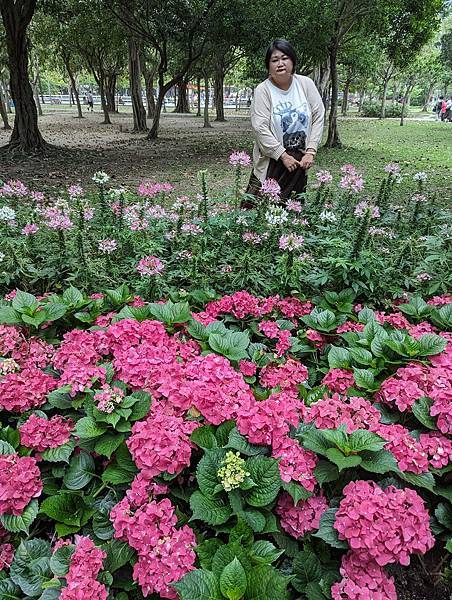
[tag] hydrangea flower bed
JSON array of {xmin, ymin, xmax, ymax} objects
[{"xmin": 0, "ymin": 287, "xmax": 450, "ymax": 599}]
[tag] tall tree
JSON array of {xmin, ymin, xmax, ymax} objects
[
  {"xmin": 128, "ymin": 35, "xmax": 147, "ymax": 131},
  {"xmin": 110, "ymin": 0, "xmax": 217, "ymax": 139},
  {"xmin": 0, "ymin": 0, "xmax": 47, "ymax": 152}
]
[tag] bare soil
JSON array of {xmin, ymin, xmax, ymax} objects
[{"xmin": 0, "ymin": 108, "xmax": 252, "ymax": 193}]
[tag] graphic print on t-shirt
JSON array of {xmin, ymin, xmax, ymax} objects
[{"xmin": 273, "ymin": 100, "xmax": 309, "ymax": 151}]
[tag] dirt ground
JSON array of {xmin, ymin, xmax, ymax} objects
[{"xmin": 0, "ymin": 108, "xmax": 252, "ymax": 193}]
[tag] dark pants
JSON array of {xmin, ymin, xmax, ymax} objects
[{"xmin": 244, "ymin": 149, "xmax": 308, "ymax": 207}]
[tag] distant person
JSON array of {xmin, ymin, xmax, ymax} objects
[
  {"xmin": 440, "ymin": 97, "xmax": 447, "ymax": 121},
  {"xmin": 446, "ymin": 97, "xmax": 452, "ymax": 122},
  {"xmin": 435, "ymin": 96, "xmax": 443, "ymax": 121},
  {"xmin": 245, "ymin": 38, "xmax": 324, "ymax": 202},
  {"xmin": 87, "ymin": 91, "xmax": 94, "ymax": 112}
]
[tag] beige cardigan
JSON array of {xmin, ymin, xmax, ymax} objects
[{"xmin": 250, "ymin": 74, "xmax": 325, "ymax": 182}]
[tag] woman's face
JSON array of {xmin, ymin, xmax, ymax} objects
[{"xmin": 268, "ymin": 50, "xmax": 294, "ymax": 82}]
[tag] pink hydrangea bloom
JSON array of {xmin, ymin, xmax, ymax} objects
[
  {"xmin": 60, "ymin": 579, "xmax": 108, "ymax": 600},
  {"xmin": 239, "ymin": 360, "xmax": 257, "ymax": 377},
  {"xmin": 272, "ymin": 436, "xmax": 317, "ymax": 491},
  {"xmin": 334, "ymin": 480, "xmax": 434, "ymax": 566},
  {"xmin": 336, "ymin": 321, "xmax": 365, "ymax": 334},
  {"xmin": 370, "ymin": 423, "xmax": 429, "ymax": 474},
  {"xmin": 259, "ymin": 320, "xmax": 292, "ymax": 356},
  {"xmin": 111, "ymin": 494, "xmax": 196, "ymax": 599},
  {"xmin": 427, "ymin": 295, "xmax": 451, "ymax": 307},
  {"xmin": 276, "ymin": 492, "xmax": 328, "ymax": 538},
  {"xmin": 12, "ymin": 337, "xmax": 55, "ymax": 369},
  {"xmin": 180, "ymin": 354, "xmax": 255, "ymax": 425},
  {"xmin": 127, "ymin": 410, "xmax": 198, "ymax": 478},
  {"xmin": 0, "ymin": 324, "xmax": 20, "ymax": 355},
  {"xmin": 0, "ymin": 543, "xmax": 14, "ymax": 570},
  {"xmin": 331, "ymin": 551, "xmax": 397, "ymax": 600},
  {"xmin": 306, "ymin": 329, "xmax": 327, "ymax": 349},
  {"xmin": 419, "ymin": 432, "xmax": 452, "ymax": 469},
  {"xmin": 277, "ymin": 297, "xmax": 312, "ymax": 318},
  {"xmin": 306, "ymin": 394, "xmax": 381, "ymax": 433},
  {"xmin": 19, "ymin": 414, "xmax": 74, "ymax": 451},
  {"xmin": 376, "ymin": 363, "xmax": 427, "ymax": 412},
  {"xmin": 260, "ymin": 358, "xmax": 308, "ymax": 392},
  {"xmin": 322, "ymin": 369, "xmax": 355, "ymax": 394},
  {"xmin": 407, "ymin": 322, "xmax": 437, "ymax": 339},
  {"xmin": 0, "ymin": 366, "xmax": 57, "ymax": 412},
  {"xmin": 0, "ymin": 454, "xmax": 42, "ymax": 515},
  {"xmin": 53, "ymin": 329, "xmax": 108, "ymax": 395},
  {"xmin": 132, "ymin": 524, "xmax": 197, "ymax": 599},
  {"xmin": 236, "ymin": 391, "xmax": 304, "ymax": 447},
  {"xmin": 60, "ymin": 536, "xmax": 107, "ymax": 600}
]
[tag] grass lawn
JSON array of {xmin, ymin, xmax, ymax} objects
[{"xmin": 0, "ymin": 108, "xmax": 450, "ymax": 196}]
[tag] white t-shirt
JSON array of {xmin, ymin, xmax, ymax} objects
[{"xmin": 268, "ymin": 77, "xmax": 311, "ymax": 152}]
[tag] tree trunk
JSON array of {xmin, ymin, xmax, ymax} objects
[
  {"xmin": 325, "ymin": 46, "xmax": 341, "ymax": 148},
  {"xmin": 214, "ymin": 69, "xmax": 225, "ymax": 121},
  {"xmin": 0, "ymin": 0, "xmax": 47, "ymax": 152},
  {"xmin": 196, "ymin": 77, "xmax": 201, "ymax": 116},
  {"xmin": 0, "ymin": 89, "xmax": 11, "ymax": 129},
  {"xmin": 380, "ymin": 78, "xmax": 389, "ymax": 119},
  {"xmin": 128, "ymin": 38, "xmax": 147, "ymax": 132},
  {"xmin": 144, "ymin": 72, "xmax": 155, "ymax": 119},
  {"xmin": 392, "ymin": 82, "xmax": 401, "ymax": 104},
  {"xmin": 174, "ymin": 80, "xmax": 190, "ymax": 113},
  {"xmin": 358, "ymin": 87, "xmax": 365, "ymax": 113},
  {"xmin": 98, "ymin": 75, "xmax": 112, "ymax": 124},
  {"xmin": 106, "ymin": 73, "xmax": 116, "ymax": 112},
  {"xmin": 203, "ymin": 74, "xmax": 212, "ymax": 128},
  {"xmin": 32, "ymin": 56, "xmax": 42, "ymax": 116},
  {"xmin": 400, "ymin": 79, "xmax": 415, "ymax": 126},
  {"xmin": 63, "ymin": 54, "xmax": 83, "ymax": 119},
  {"xmin": 147, "ymin": 74, "xmax": 173, "ymax": 139},
  {"xmin": 341, "ymin": 78, "xmax": 351, "ymax": 116},
  {"xmin": 313, "ymin": 59, "xmax": 331, "ymax": 106},
  {"xmin": 1, "ymin": 79, "xmax": 13, "ymax": 113},
  {"xmin": 422, "ymin": 81, "xmax": 434, "ymax": 111}
]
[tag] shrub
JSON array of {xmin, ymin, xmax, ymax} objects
[{"xmin": 0, "ymin": 286, "xmax": 450, "ymax": 598}]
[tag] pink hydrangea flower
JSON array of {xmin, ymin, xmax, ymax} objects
[
  {"xmin": 306, "ymin": 329, "xmax": 327, "ymax": 349},
  {"xmin": 0, "ymin": 454, "xmax": 42, "ymax": 515},
  {"xmin": 419, "ymin": 432, "xmax": 452, "ymax": 469},
  {"xmin": 60, "ymin": 536, "xmax": 107, "ymax": 600},
  {"xmin": 260, "ymin": 358, "xmax": 308, "ymax": 392},
  {"xmin": 376, "ymin": 363, "xmax": 427, "ymax": 412},
  {"xmin": 239, "ymin": 360, "xmax": 257, "ymax": 377},
  {"xmin": 19, "ymin": 414, "xmax": 74, "ymax": 451},
  {"xmin": 370, "ymin": 423, "xmax": 429, "ymax": 474},
  {"xmin": 127, "ymin": 410, "xmax": 198, "ymax": 478},
  {"xmin": 0, "ymin": 324, "xmax": 20, "ymax": 355},
  {"xmin": 272, "ymin": 436, "xmax": 317, "ymax": 491},
  {"xmin": 0, "ymin": 543, "xmax": 14, "ymax": 571},
  {"xmin": 111, "ymin": 494, "xmax": 196, "ymax": 599},
  {"xmin": 306, "ymin": 394, "xmax": 381, "ymax": 433},
  {"xmin": 276, "ymin": 492, "xmax": 328, "ymax": 538},
  {"xmin": 331, "ymin": 550, "xmax": 397, "ymax": 600},
  {"xmin": 334, "ymin": 480, "xmax": 434, "ymax": 566},
  {"xmin": 322, "ymin": 369, "xmax": 355, "ymax": 394},
  {"xmin": 236, "ymin": 391, "xmax": 304, "ymax": 447},
  {"xmin": 0, "ymin": 366, "xmax": 57, "ymax": 412}
]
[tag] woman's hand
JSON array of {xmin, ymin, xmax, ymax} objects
[
  {"xmin": 281, "ymin": 151, "xmax": 300, "ymax": 173},
  {"xmin": 299, "ymin": 153, "xmax": 315, "ymax": 170}
]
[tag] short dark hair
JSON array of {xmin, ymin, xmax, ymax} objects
[{"xmin": 265, "ymin": 39, "xmax": 297, "ymax": 74}]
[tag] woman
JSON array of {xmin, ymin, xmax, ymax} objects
[{"xmin": 246, "ymin": 39, "xmax": 325, "ymax": 202}]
